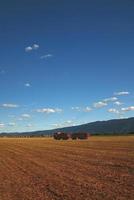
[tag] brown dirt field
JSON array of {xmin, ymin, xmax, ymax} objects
[{"xmin": 0, "ymin": 136, "xmax": 134, "ymax": 200}]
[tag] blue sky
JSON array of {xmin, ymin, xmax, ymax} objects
[{"xmin": 0, "ymin": 0, "xmax": 134, "ymax": 132}]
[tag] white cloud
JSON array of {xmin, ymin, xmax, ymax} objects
[
  {"xmin": 36, "ymin": 108, "xmax": 62, "ymax": 114},
  {"xmin": 26, "ymin": 124, "xmax": 33, "ymax": 128},
  {"xmin": 63, "ymin": 121, "xmax": 76, "ymax": 127},
  {"xmin": 121, "ymin": 106, "xmax": 134, "ymax": 112},
  {"xmin": 71, "ymin": 106, "xmax": 81, "ymax": 111},
  {"xmin": 40, "ymin": 54, "xmax": 53, "ymax": 59},
  {"xmin": 93, "ymin": 97, "xmax": 118, "ymax": 109},
  {"xmin": 103, "ymin": 97, "xmax": 118, "ymax": 102},
  {"xmin": 114, "ymin": 91, "xmax": 130, "ymax": 96},
  {"xmin": 2, "ymin": 104, "xmax": 19, "ymax": 108},
  {"xmin": 0, "ymin": 123, "xmax": 5, "ymax": 128},
  {"xmin": 108, "ymin": 108, "xmax": 120, "ymax": 114},
  {"xmin": 72, "ymin": 106, "xmax": 92, "ymax": 112},
  {"xmin": 17, "ymin": 114, "xmax": 31, "ymax": 121},
  {"xmin": 21, "ymin": 114, "xmax": 31, "ymax": 118},
  {"xmin": 25, "ymin": 43, "xmax": 39, "ymax": 52},
  {"xmin": 114, "ymin": 101, "xmax": 123, "ymax": 106},
  {"xmin": 52, "ymin": 123, "xmax": 60, "ymax": 128},
  {"xmin": 93, "ymin": 101, "xmax": 107, "ymax": 108},
  {"xmin": 83, "ymin": 107, "xmax": 92, "ymax": 112},
  {"xmin": 8, "ymin": 122, "xmax": 16, "ymax": 126},
  {"xmin": 32, "ymin": 44, "xmax": 39, "ymax": 50},
  {"xmin": 18, "ymin": 118, "xmax": 23, "ymax": 121},
  {"xmin": 55, "ymin": 108, "xmax": 62, "ymax": 112},
  {"xmin": 25, "ymin": 46, "xmax": 33, "ymax": 52},
  {"xmin": 25, "ymin": 83, "xmax": 31, "ymax": 87}
]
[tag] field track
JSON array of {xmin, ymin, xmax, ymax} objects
[{"xmin": 0, "ymin": 136, "xmax": 134, "ymax": 200}]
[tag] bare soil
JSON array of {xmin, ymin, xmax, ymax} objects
[{"xmin": 0, "ymin": 136, "xmax": 134, "ymax": 200}]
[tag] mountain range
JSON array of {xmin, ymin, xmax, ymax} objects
[{"xmin": 0, "ymin": 117, "xmax": 134, "ymax": 137}]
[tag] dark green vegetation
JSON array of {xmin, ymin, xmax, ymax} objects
[{"xmin": 0, "ymin": 117, "xmax": 134, "ymax": 137}]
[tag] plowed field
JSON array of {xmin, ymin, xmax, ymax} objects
[{"xmin": 0, "ymin": 136, "xmax": 134, "ymax": 200}]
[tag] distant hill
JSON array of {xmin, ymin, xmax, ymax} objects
[{"xmin": 1, "ymin": 117, "xmax": 134, "ymax": 137}]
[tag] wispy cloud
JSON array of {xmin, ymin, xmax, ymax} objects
[
  {"xmin": 25, "ymin": 83, "xmax": 31, "ymax": 87},
  {"xmin": 26, "ymin": 124, "xmax": 33, "ymax": 128},
  {"xmin": 52, "ymin": 120, "xmax": 76, "ymax": 128},
  {"xmin": 25, "ymin": 46, "xmax": 33, "ymax": 52},
  {"xmin": 108, "ymin": 108, "xmax": 120, "ymax": 114},
  {"xmin": 93, "ymin": 101, "xmax": 107, "ymax": 108},
  {"xmin": 103, "ymin": 97, "xmax": 118, "ymax": 102},
  {"xmin": 93, "ymin": 96, "xmax": 118, "ymax": 109},
  {"xmin": 40, "ymin": 54, "xmax": 53, "ymax": 59},
  {"xmin": 21, "ymin": 114, "xmax": 31, "ymax": 118},
  {"xmin": 16, "ymin": 114, "xmax": 31, "ymax": 121},
  {"xmin": 51, "ymin": 123, "xmax": 60, "ymax": 128},
  {"xmin": 8, "ymin": 122, "xmax": 16, "ymax": 126},
  {"xmin": 64, "ymin": 120, "xmax": 74, "ymax": 125},
  {"xmin": 121, "ymin": 106, "xmax": 134, "ymax": 112},
  {"xmin": 72, "ymin": 106, "xmax": 92, "ymax": 112},
  {"xmin": 36, "ymin": 108, "xmax": 62, "ymax": 114},
  {"xmin": 71, "ymin": 106, "xmax": 81, "ymax": 111},
  {"xmin": 25, "ymin": 43, "xmax": 39, "ymax": 52},
  {"xmin": 1, "ymin": 104, "xmax": 19, "ymax": 108},
  {"xmin": 83, "ymin": 107, "xmax": 92, "ymax": 112},
  {"xmin": 18, "ymin": 118, "xmax": 23, "ymax": 121},
  {"xmin": 108, "ymin": 108, "xmax": 124, "ymax": 118},
  {"xmin": 0, "ymin": 123, "xmax": 5, "ymax": 128},
  {"xmin": 114, "ymin": 101, "xmax": 123, "ymax": 106},
  {"xmin": 32, "ymin": 44, "xmax": 39, "ymax": 50},
  {"xmin": 114, "ymin": 91, "xmax": 130, "ymax": 96}
]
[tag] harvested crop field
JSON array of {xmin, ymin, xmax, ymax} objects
[{"xmin": 0, "ymin": 136, "xmax": 134, "ymax": 200}]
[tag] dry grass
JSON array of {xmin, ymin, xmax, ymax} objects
[{"xmin": 0, "ymin": 136, "xmax": 134, "ymax": 200}]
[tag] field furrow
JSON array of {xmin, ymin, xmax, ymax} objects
[{"xmin": 0, "ymin": 136, "xmax": 134, "ymax": 200}]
